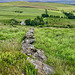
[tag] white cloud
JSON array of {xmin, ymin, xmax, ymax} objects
[{"xmin": 0, "ymin": 0, "xmax": 75, "ymax": 3}]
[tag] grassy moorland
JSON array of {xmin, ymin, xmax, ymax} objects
[
  {"xmin": 34, "ymin": 27, "xmax": 75, "ymax": 75},
  {"xmin": 0, "ymin": 1, "xmax": 75, "ymax": 75},
  {"xmin": 0, "ymin": 2, "xmax": 75, "ymax": 28},
  {"xmin": 0, "ymin": 1, "xmax": 75, "ymax": 12},
  {"xmin": 0, "ymin": 25, "xmax": 75, "ymax": 75},
  {"xmin": 0, "ymin": 25, "xmax": 38, "ymax": 75}
]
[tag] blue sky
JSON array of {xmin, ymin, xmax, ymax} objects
[{"xmin": 0, "ymin": 0, "xmax": 75, "ymax": 3}]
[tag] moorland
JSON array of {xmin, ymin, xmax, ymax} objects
[{"xmin": 0, "ymin": 1, "xmax": 75, "ymax": 75}]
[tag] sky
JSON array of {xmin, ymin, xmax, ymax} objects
[{"xmin": 0, "ymin": 0, "xmax": 75, "ymax": 3}]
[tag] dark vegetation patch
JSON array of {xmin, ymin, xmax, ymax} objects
[
  {"xmin": 25, "ymin": 16, "xmax": 44, "ymax": 26},
  {"xmin": 24, "ymin": 9, "xmax": 75, "ymax": 28},
  {"xmin": 63, "ymin": 12, "xmax": 75, "ymax": 19},
  {"xmin": 14, "ymin": 11, "xmax": 23, "ymax": 13}
]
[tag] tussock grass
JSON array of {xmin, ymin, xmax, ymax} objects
[
  {"xmin": 0, "ymin": 50, "xmax": 38, "ymax": 75},
  {"xmin": 34, "ymin": 27, "xmax": 75, "ymax": 75},
  {"xmin": 0, "ymin": 25, "xmax": 75, "ymax": 75},
  {"xmin": 0, "ymin": 25, "xmax": 38, "ymax": 75}
]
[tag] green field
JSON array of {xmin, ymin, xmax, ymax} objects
[
  {"xmin": 0, "ymin": 2, "xmax": 75, "ymax": 28},
  {"xmin": 0, "ymin": 1, "xmax": 75, "ymax": 75},
  {"xmin": 0, "ymin": 1, "xmax": 75, "ymax": 12}
]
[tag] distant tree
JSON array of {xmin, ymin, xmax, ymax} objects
[
  {"xmin": 67, "ymin": 24, "xmax": 73, "ymax": 28},
  {"xmin": 34, "ymin": 19, "xmax": 38, "ymax": 25},
  {"xmin": 37, "ymin": 16, "xmax": 40, "ymax": 20},
  {"xmin": 31, "ymin": 20, "xmax": 36, "ymax": 26},
  {"xmin": 42, "ymin": 14, "xmax": 46, "ymax": 17},
  {"xmin": 40, "ymin": 17, "xmax": 43, "ymax": 22},
  {"xmin": 63, "ymin": 12, "xmax": 75, "ymax": 19},
  {"xmin": 42, "ymin": 14, "xmax": 49, "ymax": 17},
  {"xmin": 45, "ymin": 9, "xmax": 48, "ymax": 14},
  {"xmin": 61, "ymin": 16, "xmax": 64, "ymax": 18},
  {"xmin": 46, "ymin": 14, "xmax": 49, "ymax": 17},
  {"xmin": 42, "ymin": 9, "xmax": 49, "ymax": 18},
  {"xmin": 50, "ymin": 15, "xmax": 54, "ymax": 17},
  {"xmin": 46, "ymin": 21, "xmax": 48, "ymax": 24},
  {"xmin": 15, "ymin": 11, "xmax": 23, "ymax": 13},
  {"xmin": 25, "ymin": 19, "xmax": 31, "ymax": 25},
  {"xmin": 55, "ymin": 16, "xmax": 60, "ymax": 18},
  {"xmin": 50, "ymin": 15, "xmax": 60, "ymax": 18},
  {"xmin": 25, "ymin": 16, "xmax": 45, "ymax": 26}
]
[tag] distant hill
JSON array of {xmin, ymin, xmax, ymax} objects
[
  {"xmin": 71, "ymin": 4, "xmax": 75, "ymax": 5},
  {"xmin": 29, "ymin": 1, "xmax": 75, "ymax": 4},
  {"xmin": 0, "ymin": 1, "xmax": 75, "ymax": 12},
  {"xmin": 0, "ymin": 0, "xmax": 75, "ymax": 4}
]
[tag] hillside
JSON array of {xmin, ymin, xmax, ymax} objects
[
  {"xmin": 0, "ymin": 1, "xmax": 75, "ymax": 75},
  {"xmin": 0, "ymin": 1, "xmax": 75, "ymax": 12},
  {"xmin": 0, "ymin": 0, "xmax": 75, "ymax": 4},
  {"xmin": 0, "ymin": 1, "xmax": 75, "ymax": 28}
]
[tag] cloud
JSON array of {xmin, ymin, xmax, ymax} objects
[{"xmin": 0, "ymin": 0, "xmax": 75, "ymax": 3}]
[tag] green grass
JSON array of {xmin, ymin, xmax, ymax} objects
[
  {"xmin": 0, "ymin": 51, "xmax": 38, "ymax": 75},
  {"xmin": 0, "ymin": 24, "xmax": 75, "ymax": 75},
  {"xmin": 0, "ymin": 1, "xmax": 75, "ymax": 75},
  {"xmin": 0, "ymin": 25, "xmax": 30, "ymax": 40},
  {"xmin": 0, "ymin": 5, "xmax": 75, "ymax": 28},
  {"xmin": 34, "ymin": 27, "xmax": 75, "ymax": 75},
  {"xmin": 0, "ymin": 25, "xmax": 38, "ymax": 75},
  {"xmin": 43, "ymin": 17, "xmax": 75, "ymax": 28},
  {"xmin": 0, "ymin": 1, "xmax": 75, "ymax": 12}
]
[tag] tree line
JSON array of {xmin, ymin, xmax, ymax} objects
[
  {"xmin": 42, "ymin": 14, "xmax": 65, "ymax": 18},
  {"xmin": 41, "ymin": 9, "xmax": 65, "ymax": 18},
  {"xmin": 9, "ymin": 9, "xmax": 75, "ymax": 26},
  {"xmin": 25, "ymin": 16, "xmax": 45, "ymax": 26},
  {"xmin": 63, "ymin": 12, "xmax": 75, "ymax": 19}
]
